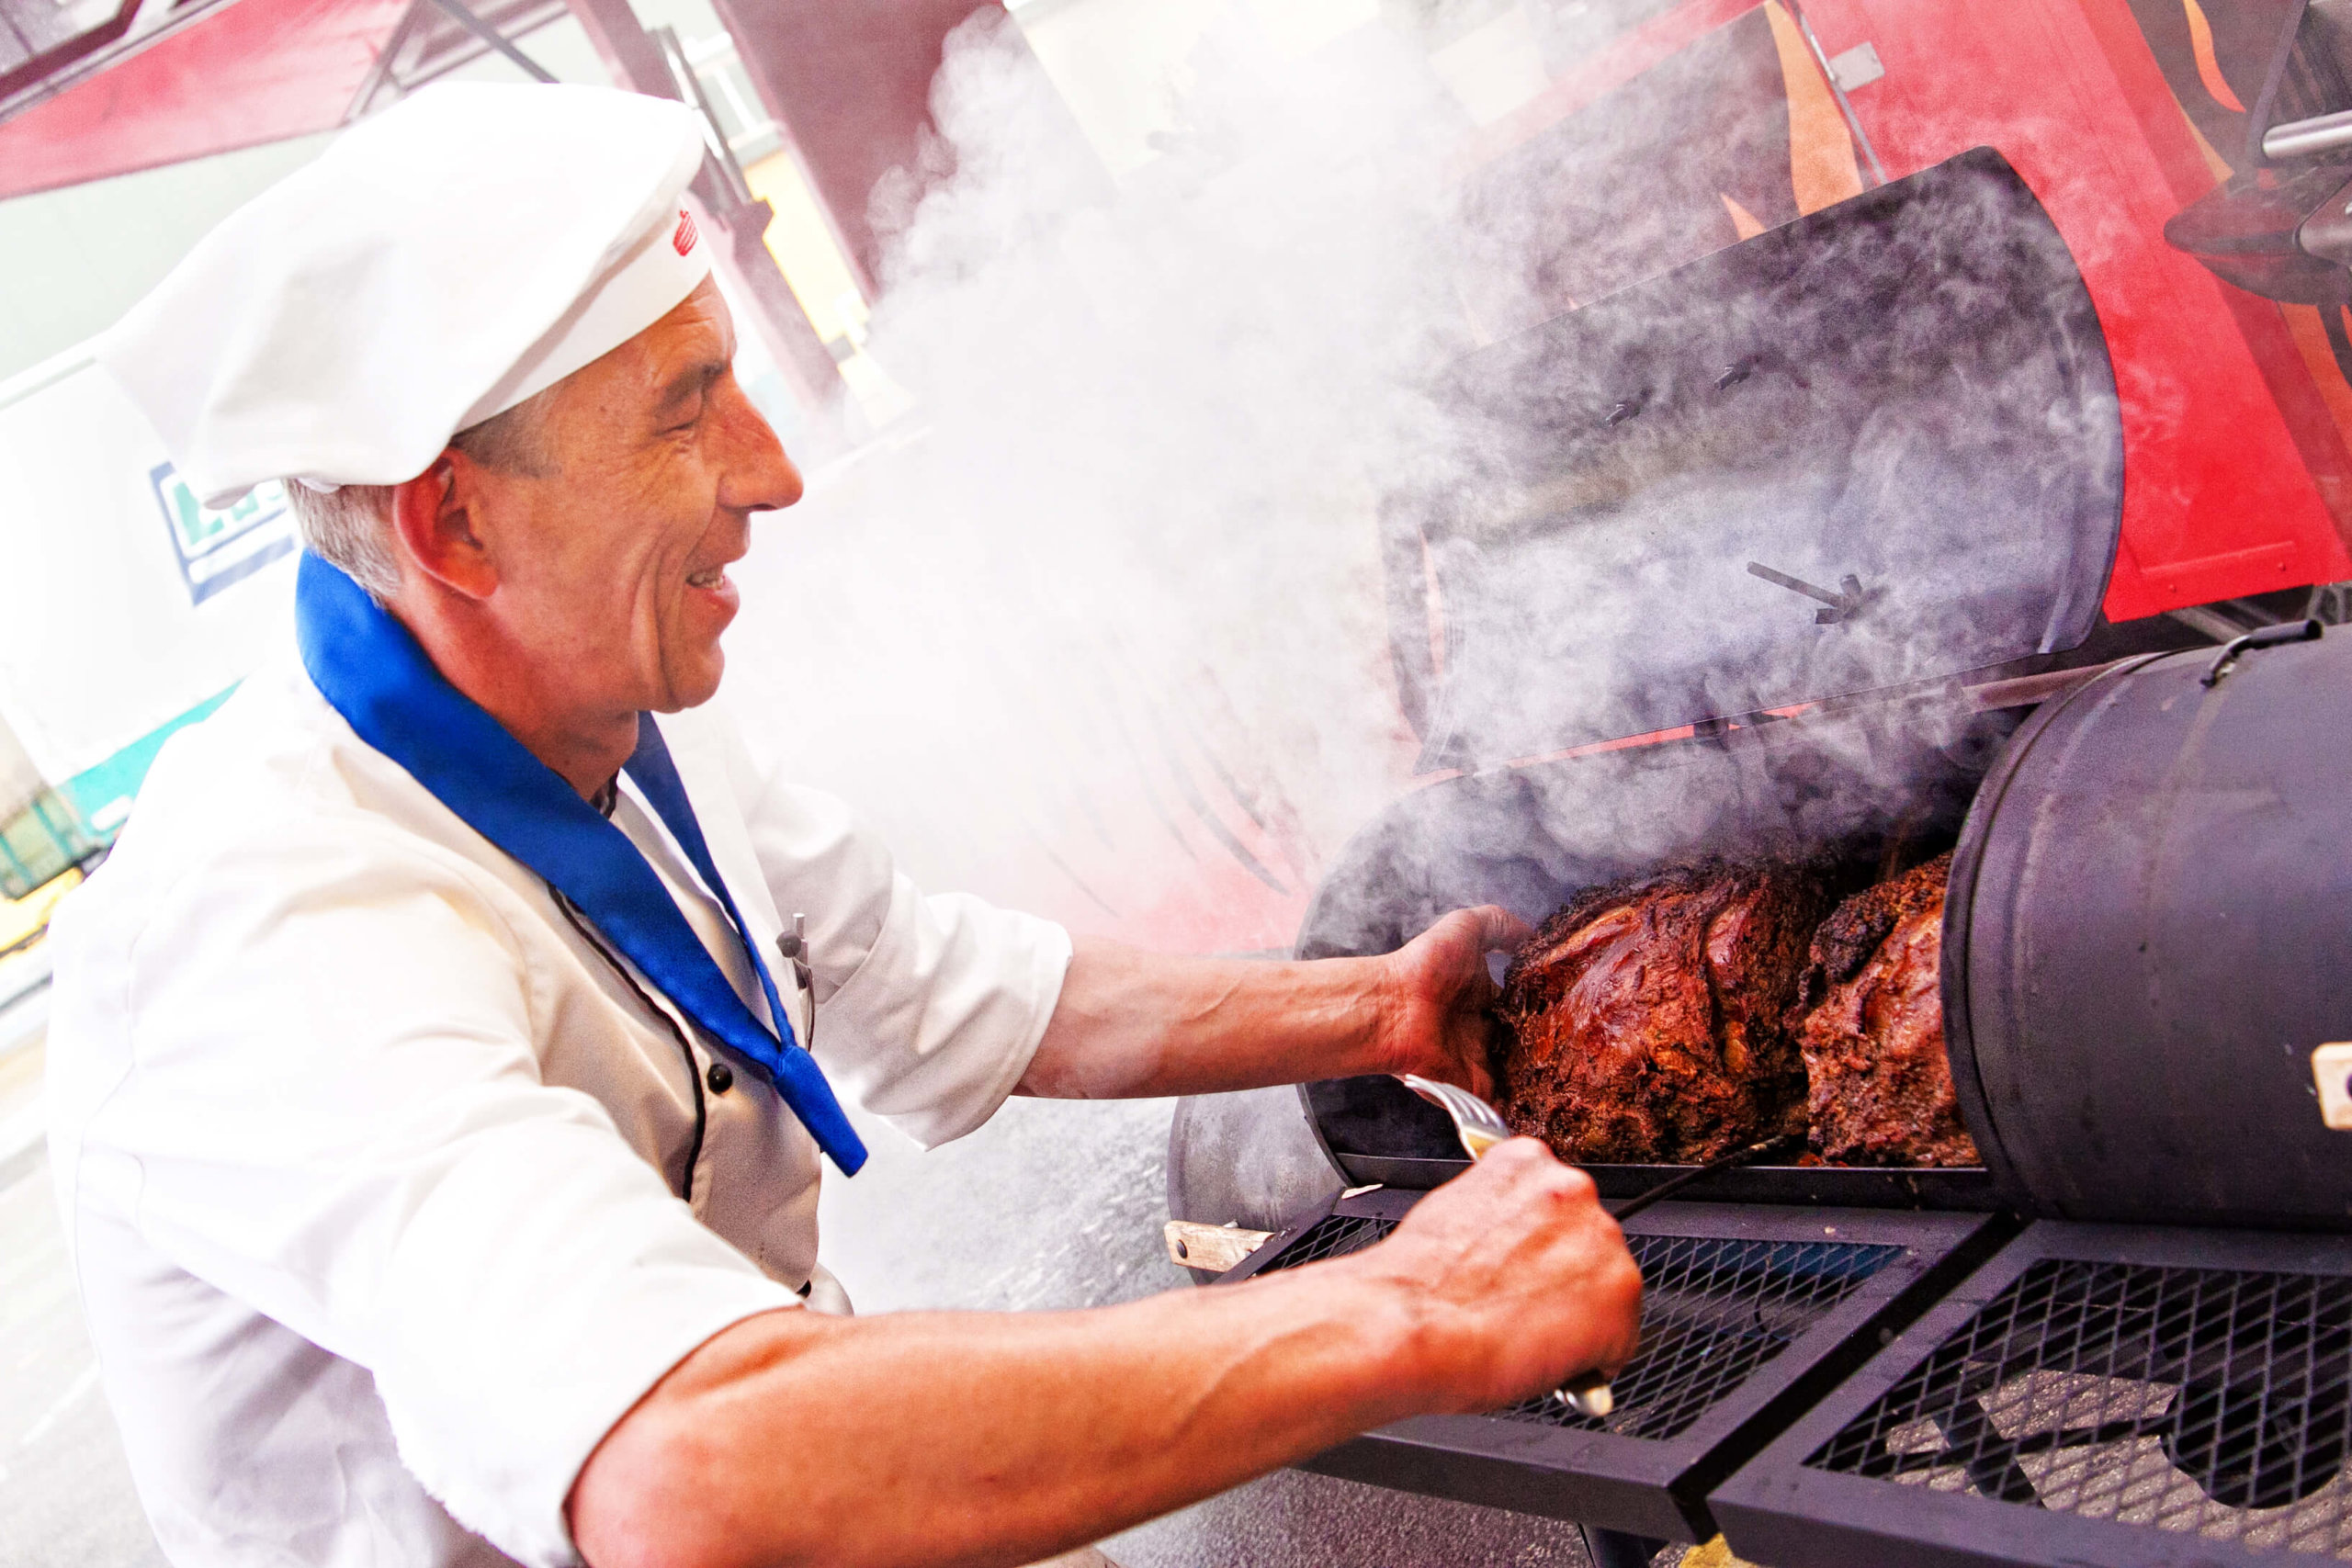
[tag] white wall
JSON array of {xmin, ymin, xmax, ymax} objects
[
  {"xmin": 0, "ymin": 133, "xmax": 334, "ymax": 387},
  {"xmin": 0, "ymin": 348, "xmax": 296, "ymax": 783}
]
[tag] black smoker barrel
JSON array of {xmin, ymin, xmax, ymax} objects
[{"xmin": 1946, "ymin": 623, "xmax": 2352, "ymax": 1232}]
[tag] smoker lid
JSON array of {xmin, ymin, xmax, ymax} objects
[{"xmin": 1396, "ymin": 147, "xmax": 2123, "ymax": 770}]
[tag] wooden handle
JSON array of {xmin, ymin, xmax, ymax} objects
[
  {"xmin": 1557, "ymin": 1369, "xmax": 1616, "ymax": 1417},
  {"xmin": 1165, "ymin": 1220, "xmax": 1273, "ymax": 1273}
]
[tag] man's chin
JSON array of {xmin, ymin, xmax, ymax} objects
[{"xmin": 651, "ymin": 648, "xmax": 727, "ymax": 713}]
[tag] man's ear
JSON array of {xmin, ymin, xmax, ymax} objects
[{"xmin": 388, "ymin": 450, "xmax": 497, "ymax": 600}]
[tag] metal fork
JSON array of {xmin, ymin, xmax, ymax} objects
[
  {"xmin": 1399, "ymin": 1075, "xmax": 1619, "ymax": 1419},
  {"xmin": 1400, "ymin": 1073, "xmax": 1512, "ymax": 1159}
]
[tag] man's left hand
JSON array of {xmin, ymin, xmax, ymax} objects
[{"xmin": 1374, "ymin": 906, "xmax": 1532, "ymax": 1101}]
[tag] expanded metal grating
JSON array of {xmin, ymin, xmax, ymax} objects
[
  {"xmin": 1256, "ymin": 1214, "xmax": 1901, "ymax": 1444},
  {"xmin": 1260, "ymin": 1213, "xmax": 1396, "ymax": 1270},
  {"xmin": 1804, "ymin": 1258, "xmax": 2352, "ymax": 1558},
  {"xmin": 1504, "ymin": 1235, "xmax": 1902, "ymax": 1441}
]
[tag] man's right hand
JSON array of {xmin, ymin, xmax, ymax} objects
[{"xmin": 1330, "ymin": 1138, "xmax": 1643, "ymax": 1415}]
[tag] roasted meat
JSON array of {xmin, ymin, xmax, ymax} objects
[
  {"xmin": 1497, "ymin": 862, "xmax": 1831, "ymax": 1164},
  {"xmin": 1791, "ymin": 852, "xmax": 1979, "ymax": 1167}
]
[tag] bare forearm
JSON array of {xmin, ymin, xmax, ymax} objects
[
  {"xmin": 574, "ymin": 1145, "xmax": 1643, "ymax": 1568},
  {"xmin": 1018, "ymin": 937, "xmax": 1395, "ymax": 1099},
  {"xmin": 572, "ymin": 1266, "xmax": 1433, "ymax": 1568}
]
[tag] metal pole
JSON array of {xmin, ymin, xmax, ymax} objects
[
  {"xmin": 421, "ymin": 0, "xmax": 559, "ymax": 85},
  {"xmin": 653, "ymin": 25, "xmax": 755, "ymax": 208},
  {"xmin": 1780, "ymin": 0, "xmax": 1888, "ymax": 187}
]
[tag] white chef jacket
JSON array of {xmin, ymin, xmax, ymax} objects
[{"xmin": 42, "ymin": 648, "xmax": 1073, "ymax": 1568}]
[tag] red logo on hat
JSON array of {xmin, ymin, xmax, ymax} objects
[{"xmin": 673, "ymin": 209, "xmax": 697, "ymax": 255}]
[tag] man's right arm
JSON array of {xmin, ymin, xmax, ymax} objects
[{"xmin": 570, "ymin": 1139, "xmax": 1640, "ymax": 1568}]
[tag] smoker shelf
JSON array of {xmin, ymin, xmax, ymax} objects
[
  {"xmin": 1321, "ymin": 1145, "xmax": 1999, "ymax": 1210},
  {"xmin": 1220, "ymin": 1188, "xmax": 2012, "ymax": 1540},
  {"xmin": 1710, "ymin": 1223, "xmax": 2352, "ymax": 1567}
]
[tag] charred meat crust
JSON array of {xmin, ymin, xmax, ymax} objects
[
  {"xmin": 1496, "ymin": 852, "xmax": 1978, "ymax": 1170},
  {"xmin": 1496, "ymin": 859, "xmax": 1833, "ymax": 1164},
  {"xmin": 1793, "ymin": 851, "xmax": 1946, "ymax": 1007},
  {"xmin": 1792, "ymin": 852, "xmax": 1978, "ymax": 1168}
]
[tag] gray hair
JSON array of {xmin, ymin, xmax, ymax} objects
[
  {"xmin": 286, "ymin": 479, "xmax": 401, "ymax": 599},
  {"xmin": 284, "ymin": 385, "xmax": 560, "ymax": 603}
]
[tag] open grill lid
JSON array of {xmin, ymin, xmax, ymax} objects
[{"xmin": 1393, "ymin": 147, "xmax": 2124, "ymax": 772}]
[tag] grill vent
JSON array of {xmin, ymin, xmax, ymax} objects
[
  {"xmin": 1804, "ymin": 1258, "xmax": 2352, "ymax": 1558},
  {"xmin": 1254, "ymin": 1216, "xmax": 1899, "ymax": 1443}
]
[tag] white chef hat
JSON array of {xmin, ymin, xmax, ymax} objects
[{"xmin": 101, "ymin": 81, "xmax": 713, "ymax": 508}]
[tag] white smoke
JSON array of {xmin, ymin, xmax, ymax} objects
[
  {"xmin": 723, "ymin": 10, "xmax": 1482, "ymax": 950},
  {"xmin": 718, "ymin": 3, "xmax": 2115, "ymax": 953}
]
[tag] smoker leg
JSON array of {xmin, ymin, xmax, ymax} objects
[{"xmin": 1580, "ymin": 1525, "xmax": 1670, "ymax": 1568}]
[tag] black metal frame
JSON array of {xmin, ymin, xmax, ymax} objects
[
  {"xmin": 1709, "ymin": 1222, "xmax": 2352, "ymax": 1568},
  {"xmin": 1219, "ymin": 1188, "xmax": 2013, "ymax": 1541},
  {"xmin": 1310, "ymin": 1135, "xmax": 1999, "ymax": 1211}
]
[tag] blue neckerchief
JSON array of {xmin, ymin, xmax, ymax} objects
[{"xmin": 294, "ymin": 552, "xmax": 866, "ymax": 1174}]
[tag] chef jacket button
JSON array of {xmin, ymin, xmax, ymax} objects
[{"xmin": 706, "ymin": 1060, "xmax": 734, "ymax": 1094}]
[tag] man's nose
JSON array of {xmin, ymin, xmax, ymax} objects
[{"xmin": 715, "ymin": 378, "xmax": 804, "ymax": 512}]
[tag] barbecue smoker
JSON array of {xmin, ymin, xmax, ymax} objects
[{"xmin": 1167, "ymin": 148, "xmax": 2352, "ymax": 1567}]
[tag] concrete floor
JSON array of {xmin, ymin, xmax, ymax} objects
[{"xmin": 0, "ymin": 1023, "xmax": 1605, "ymax": 1566}]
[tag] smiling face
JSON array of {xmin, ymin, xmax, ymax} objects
[{"xmin": 458, "ymin": 277, "xmax": 802, "ymax": 716}]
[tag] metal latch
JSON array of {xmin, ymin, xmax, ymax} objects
[
  {"xmin": 1747, "ymin": 561, "xmax": 1872, "ymax": 624},
  {"xmin": 1602, "ymin": 389, "xmax": 1651, "ymax": 427},
  {"xmin": 1827, "ymin": 41, "xmax": 1884, "ymax": 92}
]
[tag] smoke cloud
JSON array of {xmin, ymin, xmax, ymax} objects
[{"xmin": 718, "ymin": 3, "xmax": 2120, "ymax": 956}]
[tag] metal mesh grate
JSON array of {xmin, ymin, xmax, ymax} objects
[
  {"xmin": 1501, "ymin": 1235, "xmax": 1900, "ymax": 1441},
  {"xmin": 1805, "ymin": 1258, "xmax": 2352, "ymax": 1558},
  {"xmin": 1256, "ymin": 1217, "xmax": 1897, "ymax": 1444},
  {"xmin": 1260, "ymin": 1213, "xmax": 1397, "ymax": 1269}
]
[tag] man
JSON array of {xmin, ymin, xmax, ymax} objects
[{"xmin": 47, "ymin": 83, "xmax": 1640, "ymax": 1568}]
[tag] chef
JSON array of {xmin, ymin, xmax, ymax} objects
[{"xmin": 44, "ymin": 82, "xmax": 1640, "ymax": 1568}]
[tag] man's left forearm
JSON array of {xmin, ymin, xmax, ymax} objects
[
  {"xmin": 1017, "ymin": 907, "xmax": 1526, "ymax": 1100},
  {"xmin": 1018, "ymin": 939, "xmax": 1388, "ymax": 1099}
]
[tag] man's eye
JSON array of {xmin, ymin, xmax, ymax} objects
[{"xmin": 660, "ymin": 372, "xmax": 721, "ymax": 434}]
